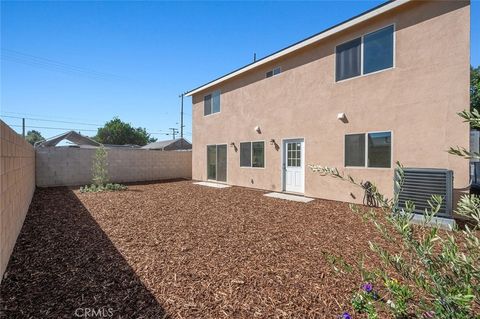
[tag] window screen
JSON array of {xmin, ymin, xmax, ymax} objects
[
  {"xmin": 252, "ymin": 141, "xmax": 265, "ymax": 168},
  {"xmin": 345, "ymin": 134, "xmax": 365, "ymax": 167},
  {"xmin": 207, "ymin": 145, "xmax": 216, "ymax": 179},
  {"xmin": 363, "ymin": 25, "xmax": 394, "ymax": 74},
  {"xmin": 240, "ymin": 142, "xmax": 251, "ymax": 167},
  {"xmin": 367, "ymin": 132, "xmax": 391, "ymax": 168},
  {"xmin": 204, "ymin": 94, "xmax": 212, "ymax": 116},
  {"xmin": 336, "ymin": 38, "xmax": 361, "ymax": 81}
]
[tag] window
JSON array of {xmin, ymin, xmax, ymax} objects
[
  {"xmin": 240, "ymin": 141, "xmax": 265, "ymax": 168},
  {"xmin": 266, "ymin": 67, "xmax": 281, "ymax": 78},
  {"xmin": 204, "ymin": 94, "xmax": 211, "ymax": 115},
  {"xmin": 363, "ymin": 25, "xmax": 394, "ymax": 74},
  {"xmin": 287, "ymin": 142, "xmax": 302, "ymax": 167},
  {"xmin": 367, "ymin": 132, "xmax": 391, "ymax": 168},
  {"xmin": 336, "ymin": 38, "xmax": 361, "ymax": 81},
  {"xmin": 204, "ymin": 90, "xmax": 221, "ymax": 115},
  {"xmin": 345, "ymin": 134, "xmax": 365, "ymax": 167},
  {"xmin": 252, "ymin": 142, "xmax": 265, "ymax": 168},
  {"xmin": 345, "ymin": 132, "xmax": 391, "ymax": 168},
  {"xmin": 336, "ymin": 25, "xmax": 394, "ymax": 81},
  {"xmin": 240, "ymin": 142, "xmax": 251, "ymax": 167}
]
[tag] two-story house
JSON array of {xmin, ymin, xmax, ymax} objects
[{"xmin": 186, "ymin": 0, "xmax": 470, "ymax": 204}]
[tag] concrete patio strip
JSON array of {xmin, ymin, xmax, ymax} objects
[
  {"xmin": 264, "ymin": 192, "xmax": 314, "ymax": 203},
  {"xmin": 193, "ymin": 181, "xmax": 231, "ymax": 188}
]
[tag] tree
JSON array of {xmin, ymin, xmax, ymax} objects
[
  {"xmin": 25, "ymin": 130, "xmax": 45, "ymax": 145},
  {"xmin": 93, "ymin": 117, "xmax": 157, "ymax": 146},
  {"xmin": 472, "ymin": 65, "xmax": 480, "ymax": 112}
]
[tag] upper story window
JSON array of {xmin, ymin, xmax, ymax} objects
[
  {"xmin": 336, "ymin": 25, "xmax": 394, "ymax": 82},
  {"xmin": 266, "ymin": 67, "xmax": 281, "ymax": 78},
  {"xmin": 204, "ymin": 90, "xmax": 221, "ymax": 116}
]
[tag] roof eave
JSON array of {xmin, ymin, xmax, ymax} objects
[{"xmin": 185, "ymin": 0, "xmax": 410, "ymax": 97}]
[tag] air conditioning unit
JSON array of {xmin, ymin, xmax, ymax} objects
[{"xmin": 394, "ymin": 168, "xmax": 453, "ymax": 218}]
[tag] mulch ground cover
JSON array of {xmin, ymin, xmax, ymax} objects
[{"xmin": 1, "ymin": 180, "xmax": 397, "ymax": 318}]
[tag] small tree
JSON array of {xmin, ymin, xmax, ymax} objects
[
  {"xmin": 92, "ymin": 145, "xmax": 108, "ymax": 186},
  {"xmin": 80, "ymin": 146, "xmax": 127, "ymax": 193},
  {"xmin": 310, "ymin": 111, "xmax": 480, "ymax": 319}
]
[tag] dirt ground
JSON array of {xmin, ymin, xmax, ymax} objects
[{"xmin": 1, "ymin": 180, "xmax": 394, "ymax": 318}]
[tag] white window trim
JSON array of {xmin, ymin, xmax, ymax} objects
[
  {"xmin": 203, "ymin": 90, "xmax": 221, "ymax": 117},
  {"xmin": 334, "ymin": 24, "xmax": 396, "ymax": 83},
  {"xmin": 344, "ymin": 130, "xmax": 393, "ymax": 169},
  {"xmin": 239, "ymin": 140, "xmax": 266, "ymax": 169}
]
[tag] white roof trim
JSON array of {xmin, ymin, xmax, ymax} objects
[{"xmin": 186, "ymin": 0, "xmax": 410, "ymax": 97}]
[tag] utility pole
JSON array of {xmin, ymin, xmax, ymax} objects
[
  {"xmin": 22, "ymin": 118, "xmax": 25, "ymax": 138},
  {"xmin": 253, "ymin": 52, "xmax": 256, "ymax": 62},
  {"xmin": 179, "ymin": 93, "xmax": 184, "ymax": 138},
  {"xmin": 169, "ymin": 127, "xmax": 178, "ymax": 140}
]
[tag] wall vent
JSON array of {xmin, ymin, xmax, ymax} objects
[{"xmin": 394, "ymin": 168, "xmax": 453, "ymax": 218}]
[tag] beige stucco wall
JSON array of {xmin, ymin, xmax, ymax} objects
[
  {"xmin": 36, "ymin": 148, "xmax": 192, "ymax": 187},
  {"xmin": 191, "ymin": 1, "xmax": 471, "ymax": 203},
  {"xmin": 0, "ymin": 121, "xmax": 35, "ymax": 281}
]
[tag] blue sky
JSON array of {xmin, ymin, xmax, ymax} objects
[{"xmin": 1, "ymin": 1, "xmax": 479, "ymax": 141}]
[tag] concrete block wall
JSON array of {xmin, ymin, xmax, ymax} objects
[
  {"xmin": 36, "ymin": 147, "xmax": 192, "ymax": 187},
  {"xmin": 0, "ymin": 120, "xmax": 35, "ymax": 280}
]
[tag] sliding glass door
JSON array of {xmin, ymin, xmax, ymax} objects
[{"xmin": 206, "ymin": 144, "xmax": 227, "ymax": 182}]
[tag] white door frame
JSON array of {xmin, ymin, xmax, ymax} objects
[
  {"xmin": 281, "ymin": 138, "xmax": 305, "ymax": 194},
  {"xmin": 206, "ymin": 144, "xmax": 228, "ymax": 183}
]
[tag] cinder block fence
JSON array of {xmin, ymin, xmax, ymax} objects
[
  {"xmin": 35, "ymin": 147, "xmax": 192, "ymax": 187},
  {"xmin": 0, "ymin": 120, "xmax": 35, "ymax": 279}
]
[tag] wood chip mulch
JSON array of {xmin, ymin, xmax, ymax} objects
[{"xmin": 1, "ymin": 180, "xmax": 396, "ymax": 318}]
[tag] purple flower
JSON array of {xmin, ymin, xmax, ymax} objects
[
  {"xmin": 362, "ymin": 282, "xmax": 373, "ymax": 293},
  {"xmin": 342, "ymin": 312, "xmax": 352, "ymax": 319}
]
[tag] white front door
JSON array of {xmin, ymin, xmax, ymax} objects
[{"xmin": 283, "ymin": 139, "xmax": 305, "ymax": 193}]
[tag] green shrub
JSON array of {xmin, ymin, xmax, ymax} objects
[
  {"xmin": 80, "ymin": 183, "xmax": 127, "ymax": 193},
  {"xmin": 310, "ymin": 111, "xmax": 480, "ymax": 318}
]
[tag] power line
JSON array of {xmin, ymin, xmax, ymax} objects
[
  {"xmin": 8, "ymin": 124, "xmax": 98, "ymax": 132},
  {"xmin": 1, "ymin": 115, "xmax": 175, "ymax": 133},
  {"xmin": 6, "ymin": 124, "xmax": 171, "ymax": 136},
  {"xmin": 0, "ymin": 110, "xmax": 107, "ymax": 123},
  {"xmin": 0, "ymin": 115, "xmax": 102, "ymax": 126},
  {"xmin": 1, "ymin": 48, "xmax": 123, "ymax": 81}
]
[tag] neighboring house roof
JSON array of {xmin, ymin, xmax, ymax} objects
[
  {"xmin": 36, "ymin": 131, "xmax": 101, "ymax": 148},
  {"xmin": 185, "ymin": 0, "xmax": 410, "ymax": 97},
  {"xmin": 103, "ymin": 144, "xmax": 141, "ymax": 149},
  {"xmin": 141, "ymin": 138, "xmax": 192, "ymax": 151}
]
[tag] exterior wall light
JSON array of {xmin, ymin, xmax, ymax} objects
[
  {"xmin": 230, "ymin": 142, "xmax": 238, "ymax": 152},
  {"xmin": 270, "ymin": 139, "xmax": 279, "ymax": 151},
  {"xmin": 254, "ymin": 126, "xmax": 261, "ymax": 133}
]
